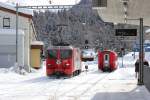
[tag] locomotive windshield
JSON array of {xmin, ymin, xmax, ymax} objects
[
  {"xmin": 104, "ymin": 54, "xmax": 109, "ymax": 61},
  {"xmin": 60, "ymin": 49, "xmax": 72, "ymax": 59},
  {"xmin": 48, "ymin": 50, "xmax": 57, "ymax": 59}
]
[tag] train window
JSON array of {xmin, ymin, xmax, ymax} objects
[
  {"xmin": 60, "ymin": 50, "xmax": 72, "ymax": 59},
  {"xmin": 48, "ymin": 50, "xmax": 57, "ymax": 59},
  {"xmin": 104, "ymin": 54, "xmax": 109, "ymax": 61}
]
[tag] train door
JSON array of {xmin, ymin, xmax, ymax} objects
[{"xmin": 104, "ymin": 53, "xmax": 110, "ymax": 68}]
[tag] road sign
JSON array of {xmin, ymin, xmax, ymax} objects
[{"xmin": 115, "ymin": 29, "xmax": 137, "ymax": 36}]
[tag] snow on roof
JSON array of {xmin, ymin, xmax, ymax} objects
[
  {"xmin": 48, "ymin": 46, "xmax": 74, "ymax": 49},
  {"xmin": 31, "ymin": 41, "xmax": 44, "ymax": 45},
  {"xmin": 144, "ymin": 40, "xmax": 150, "ymax": 44},
  {"xmin": 145, "ymin": 29, "xmax": 150, "ymax": 33},
  {"xmin": 0, "ymin": 29, "xmax": 24, "ymax": 35},
  {"xmin": 0, "ymin": 2, "xmax": 33, "ymax": 16}
]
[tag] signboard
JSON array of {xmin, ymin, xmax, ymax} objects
[
  {"xmin": 92, "ymin": 0, "xmax": 107, "ymax": 7},
  {"xmin": 115, "ymin": 29, "xmax": 137, "ymax": 36}
]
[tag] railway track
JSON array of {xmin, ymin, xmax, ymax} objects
[{"xmin": 54, "ymin": 72, "xmax": 111, "ymax": 100}]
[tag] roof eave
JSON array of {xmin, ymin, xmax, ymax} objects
[{"xmin": 0, "ymin": 6, "xmax": 32, "ymax": 18}]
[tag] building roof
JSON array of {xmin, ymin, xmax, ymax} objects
[
  {"xmin": 93, "ymin": 0, "xmax": 150, "ymax": 26},
  {"xmin": 31, "ymin": 41, "xmax": 44, "ymax": 46},
  {"xmin": 0, "ymin": 2, "xmax": 33, "ymax": 18},
  {"xmin": 145, "ymin": 29, "xmax": 150, "ymax": 33}
]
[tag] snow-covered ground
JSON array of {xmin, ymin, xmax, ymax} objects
[{"xmin": 0, "ymin": 52, "xmax": 150, "ymax": 100}]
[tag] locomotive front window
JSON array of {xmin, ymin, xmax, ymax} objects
[
  {"xmin": 48, "ymin": 50, "xmax": 57, "ymax": 59},
  {"xmin": 60, "ymin": 50, "xmax": 72, "ymax": 59},
  {"xmin": 104, "ymin": 54, "xmax": 109, "ymax": 61}
]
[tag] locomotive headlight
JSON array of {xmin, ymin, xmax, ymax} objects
[
  {"xmin": 65, "ymin": 63, "xmax": 70, "ymax": 67},
  {"xmin": 66, "ymin": 63, "xmax": 70, "ymax": 66},
  {"xmin": 47, "ymin": 64, "xmax": 51, "ymax": 67}
]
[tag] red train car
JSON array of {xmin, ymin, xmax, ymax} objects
[
  {"xmin": 46, "ymin": 46, "xmax": 82, "ymax": 77},
  {"xmin": 98, "ymin": 50, "xmax": 118, "ymax": 72}
]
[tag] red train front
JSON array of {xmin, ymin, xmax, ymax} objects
[
  {"xmin": 98, "ymin": 50, "xmax": 118, "ymax": 72},
  {"xmin": 46, "ymin": 46, "xmax": 82, "ymax": 77}
]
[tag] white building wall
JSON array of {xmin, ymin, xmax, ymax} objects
[
  {"xmin": 0, "ymin": 10, "xmax": 34, "ymax": 71},
  {"xmin": 0, "ymin": 29, "xmax": 24, "ymax": 67}
]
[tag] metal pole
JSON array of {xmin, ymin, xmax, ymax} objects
[
  {"xmin": 138, "ymin": 18, "xmax": 144, "ymax": 85},
  {"xmin": 126, "ymin": 18, "xmax": 144, "ymax": 85},
  {"xmin": 134, "ymin": 51, "xmax": 135, "ymax": 59},
  {"xmin": 16, "ymin": 3, "xmax": 18, "ymax": 64},
  {"xmin": 122, "ymin": 50, "xmax": 124, "ymax": 67}
]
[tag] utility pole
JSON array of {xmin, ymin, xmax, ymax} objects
[
  {"xmin": 121, "ymin": 48, "xmax": 124, "ymax": 68},
  {"xmin": 138, "ymin": 18, "xmax": 144, "ymax": 85},
  {"xmin": 16, "ymin": 3, "xmax": 18, "ymax": 65},
  {"xmin": 126, "ymin": 18, "xmax": 144, "ymax": 85}
]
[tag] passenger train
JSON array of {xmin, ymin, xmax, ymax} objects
[{"xmin": 98, "ymin": 50, "xmax": 118, "ymax": 72}]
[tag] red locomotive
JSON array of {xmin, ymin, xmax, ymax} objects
[
  {"xmin": 46, "ymin": 46, "xmax": 82, "ymax": 77},
  {"xmin": 98, "ymin": 50, "xmax": 118, "ymax": 72}
]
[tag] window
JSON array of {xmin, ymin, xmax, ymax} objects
[
  {"xmin": 92, "ymin": 0, "xmax": 107, "ymax": 7},
  {"xmin": 104, "ymin": 54, "xmax": 109, "ymax": 61},
  {"xmin": 3, "ymin": 18, "xmax": 10, "ymax": 28},
  {"xmin": 48, "ymin": 50, "xmax": 57, "ymax": 59},
  {"xmin": 60, "ymin": 50, "xmax": 72, "ymax": 59}
]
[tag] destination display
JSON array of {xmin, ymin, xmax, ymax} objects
[{"xmin": 115, "ymin": 29, "xmax": 137, "ymax": 36}]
